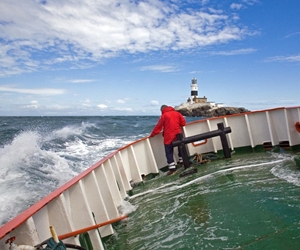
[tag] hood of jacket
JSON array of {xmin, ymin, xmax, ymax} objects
[{"xmin": 161, "ymin": 106, "xmax": 175, "ymax": 114}]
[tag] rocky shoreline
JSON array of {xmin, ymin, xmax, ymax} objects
[{"xmin": 174, "ymin": 104, "xmax": 249, "ymax": 117}]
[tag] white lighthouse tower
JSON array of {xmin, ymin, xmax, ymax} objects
[{"xmin": 190, "ymin": 78, "xmax": 198, "ymax": 104}]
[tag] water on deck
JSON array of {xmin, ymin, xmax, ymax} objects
[{"xmin": 104, "ymin": 151, "xmax": 300, "ymax": 249}]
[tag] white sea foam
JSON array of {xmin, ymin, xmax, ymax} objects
[
  {"xmin": 52, "ymin": 125, "xmax": 82, "ymax": 139},
  {"xmin": 119, "ymin": 200, "xmax": 138, "ymax": 216},
  {"xmin": 0, "ymin": 131, "xmax": 77, "ymax": 225},
  {"xmin": 64, "ymin": 139, "xmax": 90, "ymax": 156},
  {"xmin": 128, "ymin": 182, "xmax": 176, "ymax": 200},
  {"xmin": 271, "ymin": 160, "xmax": 300, "ymax": 186},
  {"xmin": 0, "ymin": 131, "xmax": 40, "ymax": 173},
  {"xmin": 0, "ymin": 131, "xmax": 42, "ymax": 225}
]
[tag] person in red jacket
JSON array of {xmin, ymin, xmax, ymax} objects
[{"xmin": 150, "ymin": 105, "xmax": 186, "ymax": 174}]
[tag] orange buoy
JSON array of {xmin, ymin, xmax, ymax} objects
[{"xmin": 295, "ymin": 122, "xmax": 300, "ymax": 133}]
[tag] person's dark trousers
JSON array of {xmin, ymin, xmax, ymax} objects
[
  {"xmin": 164, "ymin": 143, "xmax": 174, "ymax": 164},
  {"xmin": 164, "ymin": 143, "xmax": 182, "ymax": 164}
]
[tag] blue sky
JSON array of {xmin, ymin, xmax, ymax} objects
[{"xmin": 0, "ymin": 0, "xmax": 299, "ymax": 116}]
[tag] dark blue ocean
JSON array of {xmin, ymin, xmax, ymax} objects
[{"xmin": 0, "ymin": 116, "xmax": 199, "ymax": 227}]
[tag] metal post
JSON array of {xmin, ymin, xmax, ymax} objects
[
  {"xmin": 176, "ymin": 133, "xmax": 190, "ymax": 169},
  {"xmin": 217, "ymin": 123, "xmax": 231, "ymax": 158}
]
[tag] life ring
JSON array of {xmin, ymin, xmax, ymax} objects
[{"xmin": 295, "ymin": 122, "xmax": 300, "ymax": 133}]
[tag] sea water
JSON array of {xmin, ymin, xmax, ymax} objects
[{"xmin": 1, "ymin": 117, "xmax": 300, "ymax": 249}]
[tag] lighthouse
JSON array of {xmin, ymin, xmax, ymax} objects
[
  {"xmin": 190, "ymin": 78, "xmax": 198, "ymax": 103},
  {"xmin": 186, "ymin": 77, "xmax": 209, "ymax": 105}
]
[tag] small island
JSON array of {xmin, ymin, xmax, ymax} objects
[{"xmin": 174, "ymin": 78, "xmax": 249, "ymax": 117}]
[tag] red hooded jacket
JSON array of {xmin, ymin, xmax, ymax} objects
[{"xmin": 150, "ymin": 106, "xmax": 186, "ymax": 144}]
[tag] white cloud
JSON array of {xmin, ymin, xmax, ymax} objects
[
  {"xmin": 23, "ymin": 100, "xmax": 39, "ymax": 109},
  {"xmin": 47, "ymin": 104, "xmax": 70, "ymax": 111},
  {"xmin": 230, "ymin": 3, "xmax": 243, "ymax": 10},
  {"xmin": 151, "ymin": 100, "xmax": 159, "ymax": 106},
  {"xmin": 140, "ymin": 64, "xmax": 178, "ymax": 72},
  {"xmin": 265, "ymin": 54, "xmax": 300, "ymax": 62},
  {"xmin": 0, "ymin": 0, "xmax": 249, "ymax": 76},
  {"xmin": 81, "ymin": 99, "xmax": 91, "ymax": 107},
  {"xmin": 117, "ymin": 98, "xmax": 131, "ymax": 104},
  {"xmin": 117, "ymin": 99, "xmax": 125, "ymax": 104},
  {"xmin": 211, "ymin": 48, "xmax": 257, "ymax": 56},
  {"xmin": 230, "ymin": 0, "xmax": 258, "ymax": 10},
  {"xmin": 113, "ymin": 107, "xmax": 133, "ymax": 112},
  {"xmin": 0, "ymin": 86, "xmax": 66, "ymax": 95},
  {"xmin": 242, "ymin": 0, "xmax": 259, "ymax": 6},
  {"xmin": 67, "ymin": 79, "xmax": 95, "ymax": 83},
  {"xmin": 284, "ymin": 32, "xmax": 300, "ymax": 39},
  {"xmin": 97, "ymin": 104, "xmax": 108, "ymax": 110}
]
